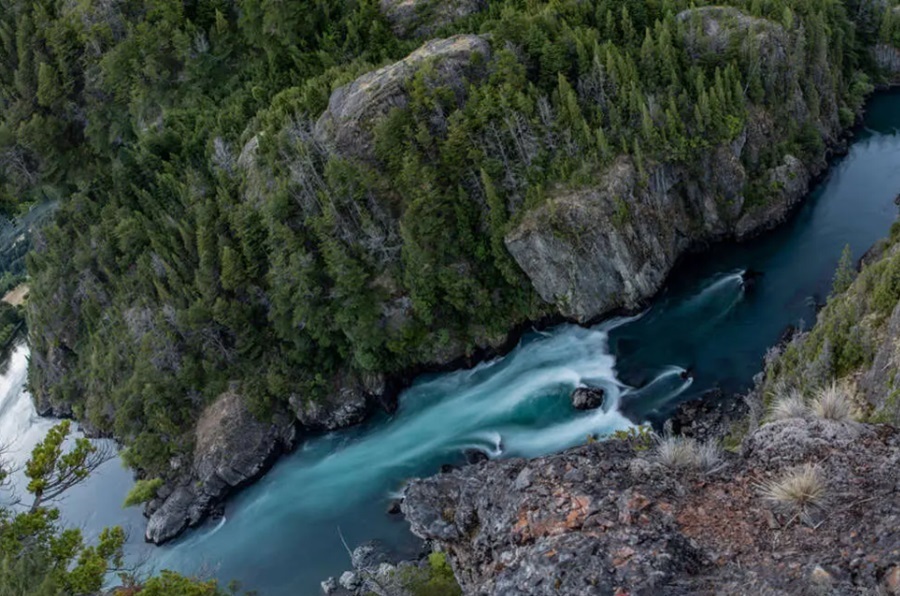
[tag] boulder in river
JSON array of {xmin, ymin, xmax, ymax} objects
[
  {"xmin": 570, "ymin": 386, "xmax": 605, "ymax": 410},
  {"xmin": 740, "ymin": 268, "xmax": 764, "ymax": 291},
  {"xmin": 386, "ymin": 498, "xmax": 403, "ymax": 515}
]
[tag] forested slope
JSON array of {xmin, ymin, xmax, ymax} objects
[{"xmin": 2, "ymin": 0, "xmax": 900, "ymax": 540}]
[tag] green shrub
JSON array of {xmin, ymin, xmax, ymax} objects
[
  {"xmin": 123, "ymin": 477, "xmax": 164, "ymax": 508},
  {"xmin": 396, "ymin": 552, "xmax": 462, "ymax": 596}
]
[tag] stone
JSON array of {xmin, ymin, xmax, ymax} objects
[
  {"xmin": 338, "ymin": 571, "xmax": 361, "ymax": 591},
  {"xmin": 144, "ymin": 486, "xmax": 196, "ymax": 544},
  {"xmin": 885, "ymin": 565, "xmax": 900, "ymax": 594},
  {"xmin": 666, "ymin": 388, "xmax": 748, "ymax": 442},
  {"xmin": 351, "ymin": 540, "xmax": 393, "ymax": 570},
  {"xmin": 740, "ymin": 268, "xmax": 764, "ymax": 291},
  {"xmin": 402, "ymin": 440, "xmax": 701, "ymax": 594},
  {"xmin": 810, "ymin": 565, "xmax": 833, "ymax": 587},
  {"xmin": 504, "ymin": 148, "xmax": 747, "ymax": 322},
  {"xmin": 320, "ymin": 577, "xmax": 338, "ymax": 594},
  {"xmin": 403, "ymin": 415, "xmax": 900, "ymax": 595},
  {"xmin": 386, "ymin": 499, "xmax": 402, "ymax": 515},
  {"xmin": 734, "ymin": 155, "xmax": 809, "ymax": 238},
  {"xmin": 570, "ymin": 386, "xmax": 605, "ymax": 410},
  {"xmin": 874, "ymin": 42, "xmax": 900, "ymax": 83}
]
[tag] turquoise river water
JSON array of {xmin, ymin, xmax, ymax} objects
[{"xmin": 2, "ymin": 90, "xmax": 900, "ymax": 594}]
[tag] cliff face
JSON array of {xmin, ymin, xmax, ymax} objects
[
  {"xmin": 402, "ymin": 417, "xmax": 900, "ymax": 595},
  {"xmin": 144, "ymin": 390, "xmax": 296, "ymax": 543},
  {"xmin": 504, "ymin": 137, "xmax": 809, "ymax": 322},
  {"xmin": 143, "ymin": 369, "xmax": 399, "ymax": 543}
]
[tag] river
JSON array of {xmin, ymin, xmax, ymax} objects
[{"xmin": 3, "ymin": 90, "xmax": 900, "ymax": 595}]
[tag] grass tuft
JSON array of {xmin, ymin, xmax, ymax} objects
[
  {"xmin": 769, "ymin": 391, "xmax": 810, "ymax": 421},
  {"xmin": 811, "ymin": 383, "xmax": 854, "ymax": 422},
  {"xmin": 653, "ymin": 436, "xmax": 722, "ymax": 472},
  {"xmin": 760, "ymin": 463, "xmax": 828, "ymax": 524}
]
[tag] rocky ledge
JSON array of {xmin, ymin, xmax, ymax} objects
[
  {"xmin": 402, "ymin": 415, "xmax": 900, "ymax": 595},
  {"xmin": 145, "ymin": 374, "xmax": 388, "ymax": 544}
]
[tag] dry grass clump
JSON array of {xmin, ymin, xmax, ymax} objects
[
  {"xmin": 653, "ymin": 436, "xmax": 722, "ymax": 472},
  {"xmin": 811, "ymin": 383, "xmax": 854, "ymax": 422},
  {"xmin": 769, "ymin": 391, "xmax": 810, "ymax": 421},
  {"xmin": 760, "ymin": 463, "xmax": 828, "ymax": 524}
]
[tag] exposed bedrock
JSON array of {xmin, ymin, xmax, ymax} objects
[{"xmin": 402, "ymin": 417, "xmax": 900, "ymax": 595}]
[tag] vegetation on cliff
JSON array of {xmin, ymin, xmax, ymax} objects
[
  {"xmin": 764, "ymin": 218, "xmax": 900, "ymax": 424},
  {"xmin": 2, "ymin": 0, "xmax": 899, "ymax": 478}
]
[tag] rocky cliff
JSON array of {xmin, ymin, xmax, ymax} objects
[
  {"xmin": 504, "ymin": 6, "xmax": 839, "ymax": 323},
  {"xmin": 504, "ymin": 140, "xmax": 809, "ymax": 321},
  {"xmin": 402, "ymin": 415, "xmax": 900, "ymax": 595},
  {"xmin": 144, "ymin": 372, "xmax": 393, "ymax": 544},
  {"xmin": 144, "ymin": 390, "xmax": 295, "ymax": 543}
]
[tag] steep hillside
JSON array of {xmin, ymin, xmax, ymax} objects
[
  {"xmin": 2, "ymin": 0, "xmax": 900, "ymax": 540},
  {"xmin": 763, "ymin": 221, "xmax": 900, "ymax": 425}
]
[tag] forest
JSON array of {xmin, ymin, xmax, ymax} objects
[{"xmin": 1, "ymin": 0, "xmax": 898, "ymax": 479}]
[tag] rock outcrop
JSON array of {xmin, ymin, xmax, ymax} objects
[
  {"xmin": 505, "ymin": 145, "xmax": 752, "ymax": 322},
  {"xmin": 874, "ymin": 7, "xmax": 900, "ymax": 84},
  {"xmin": 875, "ymin": 43, "xmax": 900, "ymax": 83},
  {"xmin": 144, "ymin": 372, "xmax": 402, "ymax": 544},
  {"xmin": 144, "ymin": 390, "xmax": 295, "ymax": 544},
  {"xmin": 402, "ymin": 417, "xmax": 900, "ymax": 595},
  {"xmin": 315, "ymin": 35, "xmax": 490, "ymax": 161},
  {"xmin": 667, "ymin": 387, "xmax": 749, "ymax": 441},
  {"xmin": 680, "ymin": 6, "xmax": 789, "ymax": 72},
  {"xmin": 379, "ymin": 0, "xmax": 485, "ymax": 38}
]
